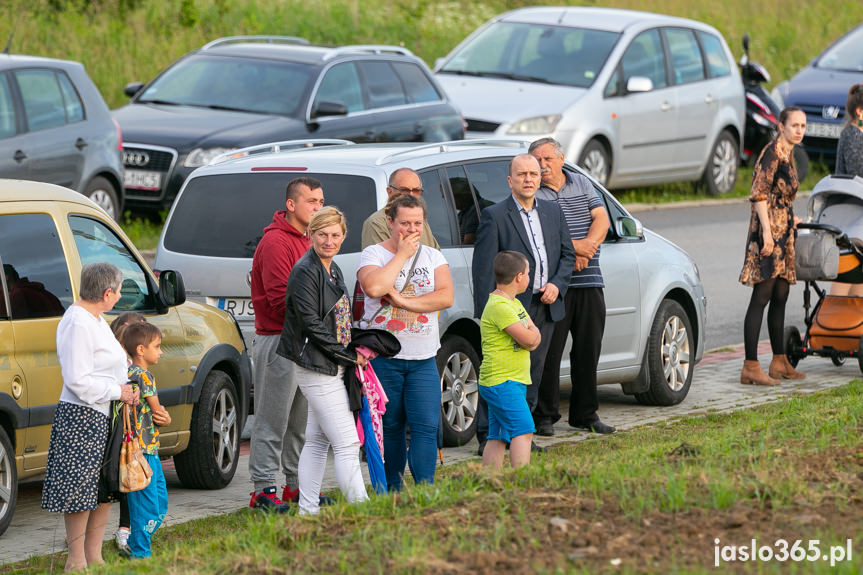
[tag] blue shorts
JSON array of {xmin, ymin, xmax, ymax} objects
[{"xmin": 478, "ymin": 380, "xmax": 535, "ymax": 443}]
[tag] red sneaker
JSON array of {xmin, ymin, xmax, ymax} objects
[{"xmin": 250, "ymin": 486, "xmax": 291, "ymax": 512}]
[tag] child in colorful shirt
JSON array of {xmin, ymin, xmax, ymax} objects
[
  {"xmin": 479, "ymin": 251, "xmax": 541, "ymax": 469},
  {"xmin": 120, "ymin": 321, "xmax": 171, "ymax": 559}
]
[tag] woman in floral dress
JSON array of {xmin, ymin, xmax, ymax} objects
[{"xmin": 739, "ymin": 107, "xmax": 807, "ymax": 385}]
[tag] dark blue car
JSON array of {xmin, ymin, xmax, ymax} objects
[{"xmin": 771, "ymin": 24, "xmax": 863, "ymax": 164}]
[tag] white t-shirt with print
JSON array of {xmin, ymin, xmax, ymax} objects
[{"xmin": 359, "ymin": 244, "xmax": 448, "ymax": 360}]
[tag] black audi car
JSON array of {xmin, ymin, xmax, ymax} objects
[{"xmin": 113, "ymin": 36, "xmax": 465, "ymax": 211}]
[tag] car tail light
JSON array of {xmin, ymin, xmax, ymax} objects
[
  {"xmin": 113, "ymin": 118, "xmax": 123, "ymax": 151},
  {"xmin": 352, "ymin": 282, "xmax": 365, "ymax": 322}
]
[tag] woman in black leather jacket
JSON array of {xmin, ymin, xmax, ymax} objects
[{"xmin": 277, "ymin": 206, "xmax": 369, "ymax": 515}]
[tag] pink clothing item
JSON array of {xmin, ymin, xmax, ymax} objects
[{"xmin": 354, "ymin": 346, "xmax": 388, "ymax": 455}]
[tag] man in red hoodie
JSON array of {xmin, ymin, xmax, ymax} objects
[{"xmin": 248, "ymin": 177, "xmax": 324, "ymax": 511}]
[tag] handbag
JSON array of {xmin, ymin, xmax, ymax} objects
[
  {"xmin": 795, "ymin": 230, "xmax": 839, "ymax": 281},
  {"xmin": 119, "ymin": 402, "xmax": 153, "ymax": 493}
]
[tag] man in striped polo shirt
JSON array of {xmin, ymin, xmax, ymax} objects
[{"xmin": 530, "ymin": 137, "xmax": 615, "ymax": 435}]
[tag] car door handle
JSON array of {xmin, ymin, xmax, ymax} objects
[
  {"xmin": 75, "ymin": 138, "xmax": 88, "ymax": 150},
  {"xmin": 704, "ymin": 94, "xmax": 714, "ymax": 104},
  {"xmin": 660, "ymin": 101, "xmax": 672, "ymax": 112},
  {"xmin": 13, "ymin": 150, "xmax": 26, "ymax": 163}
]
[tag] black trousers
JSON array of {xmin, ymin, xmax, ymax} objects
[
  {"xmin": 538, "ymin": 287, "xmax": 605, "ymax": 426},
  {"xmin": 476, "ymin": 293, "xmax": 556, "ymax": 443}
]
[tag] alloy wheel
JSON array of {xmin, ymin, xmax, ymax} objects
[{"xmin": 661, "ymin": 315, "xmax": 690, "ymax": 392}]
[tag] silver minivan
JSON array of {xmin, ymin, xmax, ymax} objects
[
  {"xmin": 434, "ymin": 7, "xmax": 745, "ymax": 196},
  {"xmin": 154, "ymin": 139, "xmax": 707, "ymax": 445}
]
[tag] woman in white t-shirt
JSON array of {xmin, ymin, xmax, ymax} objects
[{"xmin": 357, "ymin": 194, "xmax": 453, "ymax": 490}]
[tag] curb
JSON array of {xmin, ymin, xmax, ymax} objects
[{"xmin": 622, "ymin": 190, "xmax": 811, "ymax": 214}]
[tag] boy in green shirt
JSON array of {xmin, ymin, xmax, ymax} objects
[{"xmin": 479, "ymin": 251, "xmax": 541, "ymax": 469}]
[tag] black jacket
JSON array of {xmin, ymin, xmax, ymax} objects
[{"xmin": 276, "ymin": 249, "xmax": 356, "ymax": 375}]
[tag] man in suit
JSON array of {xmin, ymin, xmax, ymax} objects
[{"xmin": 471, "ymin": 153, "xmax": 576, "ymax": 453}]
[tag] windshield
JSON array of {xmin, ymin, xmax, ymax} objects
[
  {"xmin": 816, "ymin": 25, "xmax": 863, "ymax": 72},
  {"xmin": 164, "ymin": 173, "xmax": 377, "ymax": 258},
  {"xmin": 137, "ymin": 54, "xmax": 315, "ymax": 117},
  {"xmin": 440, "ymin": 21, "xmax": 620, "ymax": 88}
]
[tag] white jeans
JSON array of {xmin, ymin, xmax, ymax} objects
[{"xmin": 294, "ymin": 363, "xmax": 368, "ymax": 515}]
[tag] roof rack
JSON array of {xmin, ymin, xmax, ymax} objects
[
  {"xmin": 210, "ymin": 139, "xmax": 354, "ymax": 165},
  {"xmin": 322, "ymin": 45, "xmax": 414, "ymax": 61},
  {"xmin": 201, "ymin": 36, "xmax": 310, "ymax": 50},
  {"xmin": 375, "ymin": 139, "xmax": 529, "ymax": 165}
]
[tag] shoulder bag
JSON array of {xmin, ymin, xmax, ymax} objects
[{"xmin": 119, "ymin": 402, "xmax": 153, "ymax": 493}]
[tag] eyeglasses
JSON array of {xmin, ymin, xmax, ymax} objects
[{"xmin": 389, "ymin": 185, "xmax": 424, "ymax": 195}]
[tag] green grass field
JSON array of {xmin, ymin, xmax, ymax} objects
[{"xmin": 5, "ymin": 380, "xmax": 861, "ymax": 574}]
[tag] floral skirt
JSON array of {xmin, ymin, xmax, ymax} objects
[{"xmin": 41, "ymin": 402, "xmax": 109, "ymax": 513}]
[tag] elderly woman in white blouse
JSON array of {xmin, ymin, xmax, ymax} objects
[{"xmin": 41, "ymin": 263, "xmax": 139, "ymax": 572}]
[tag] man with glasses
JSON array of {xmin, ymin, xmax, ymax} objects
[
  {"xmin": 471, "ymin": 154, "xmax": 576, "ymax": 455},
  {"xmin": 361, "ymin": 168, "xmax": 440, "ymax": 249}
]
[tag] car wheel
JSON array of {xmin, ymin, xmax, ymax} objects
[
  {"xmin": 635, "ymin": 299, "xmax": 694, "ymax": 406},
  {"xmin": 793, "ymin": 144, "xmax": 809, "ymax": 182},
  {"xmin": 578, "ymin": 140, "xmax": 611, "ymax": 186},
  {"xmin": 0, "ymin": 426, "xmax": 16, "ymax": 537},
  {"xmin": 437, "ymin": 335, "xmax": 480, "ymax": 447},
  {"xmin": 702, "ymin": 131, "xmax": 738, "ymax": 196},
  {"xmin": 83, "ymin": 176, "xmax": 121, "ymax": 221},
  {"xmin": 831, "ymin": 354, "xmax": 846, "ymax": 367},
  {"xmin": 173, "ymin": 370, "xmax": 240, "ymax": 489},
  {"xmin": 784, "ymin": 326, "xmax": 802, "ymax": 368}
]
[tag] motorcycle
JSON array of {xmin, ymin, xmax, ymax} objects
[{"xmin": 739, "ymin": 33, "xmax": 809, "ymax": 181}]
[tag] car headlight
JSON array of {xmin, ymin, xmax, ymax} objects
[
  {"xmin": 505, "ymin": 114, "xmax": 562, "ymax": 135},
  {"xmin": 184, "ymin": 147, "xmax": 238, "ymax": 168},
  {"xmin": 770, "ymin": 83, "xmax": 786, "ymax": 110}
]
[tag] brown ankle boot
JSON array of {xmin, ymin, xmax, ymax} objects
[
  {"xmin": 768, "ymin": 354, "xmax": 805, "ymax": 379},
  {"xmin": 741, "ymin": 360, "xmax": 780, "ymax": 386}
]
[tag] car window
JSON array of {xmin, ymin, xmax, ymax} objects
[
  {"xmin": 664, "ymin": 28, "xmax": 706, "ymax": 85},
  {"xmin": 0, "ymin": 214, "xmax": 73, "ymax": 319},
  {"xmin": 439, "ymin": 21, "xmax": 620, "ymax": 89},
  {"xmin": 621, "ymin": 29, "xmax": 668, "ymax": 91},
  {"xmin": 56, "ymin": 71, "xmax": 85, "ymax": 123},
  {"xmin": 391, "ymin": 62, "xmax": 442, "ymax": 104},
  {"xmin": 696, "ymin": 31, "xmax": 731, "ymax": 78},
  {"xmin": 464, "ymin": 160, "xmax": 512, "ymax": 206},
  {"xmin": 137, "ymin": 54, "xmax": 315, "ymax": 117},
  {"xmin": 163, "ymin": 173, "xmax": 377, "ymax": 257},
  {"xmin": 445, "ymin": 165, "xmax": 478, "ymax": 245},
  {"xmin": 816, "ymin": 24, "xmax": 863, "ymax": 72},
  {"xmin": 0, "ymin": 74, "xmax": 16, "ymax": 139},
  {"xmin": 418, "ymin": 168, "xmax": 456, "ymax": 247},
  {"xmin": 313, "ymin": 62, "xmax": 365, "ymax": 113},
  {"xmin": 15, "ymin": 69, "xmax": 68, "ymax": 132},
  {"xmin": 69, "ymin": 216, "xmax": 155, "ymax": 312},
  {"xmin": 358, "ymin": 61, "xmax": 407, "ymax": 109}
]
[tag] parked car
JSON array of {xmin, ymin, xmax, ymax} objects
[
  {"xmin": 434, "ymin": 7, "xmax": 745, "ymax": 195},
  {"xmin": 771, "ymin": 23, "xmax": 863, "ymax": 164},
  {"xmin": 113, "ymin": 36, "xmax": 465, "ymax": 212},
  {"xmin": 0, "ymin": 54, "xmax": 124, "ymax": 219},
  {"xmin": 0, "ymin": 180, "xmax": 252, "ymax": 537},
  {"xmin": 154, "ymin": 138, "xmax": 706, "ymax": 448}
]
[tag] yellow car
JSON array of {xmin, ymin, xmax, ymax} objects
[{"xmin": 0, "ymin": 180, "xmax": 251, "ymax": 536}]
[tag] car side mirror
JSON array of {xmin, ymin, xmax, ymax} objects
[
  {"xmin": 124, "ymin": 82, "xmax": 145, "ymax": 98},
  {"xmin": 157, "ymin": 269, "xmax": 186, "ymax": 310},
  {"xmin": 312, "ymin": 101, "xmax": 348, "ymax": 119},
  {"xmin": 625, "ymin": 76, "xmax": 653, "ymax": 94},
  {"xmin": 616, "ymin": 216, "xmax": 644, "ymax": 239}
]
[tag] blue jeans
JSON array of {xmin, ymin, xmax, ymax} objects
[{"xmin": 371, "ymin": 356, "xmax": 440, "ymax": 491}]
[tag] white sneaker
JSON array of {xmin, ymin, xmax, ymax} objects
[{"xmin": 114, "ymin": 528, "xmax": 131, "ymax": 557}]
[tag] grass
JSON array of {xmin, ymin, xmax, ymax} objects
[
  {"xmin": 5, "ymin": 380, "xmax": 861, "ymax": 574},
  {"xmin": 2, "ymin": 0, "xmax": 861, "ymax": 111}
]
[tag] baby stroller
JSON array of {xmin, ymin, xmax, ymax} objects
[{"xmin": 788, "ymin": 174, "xmax": 863, "ymax": 372}]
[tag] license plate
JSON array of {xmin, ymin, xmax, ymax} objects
[
  {"xmin": 208, "ymin": 297, "xmax": 255, "ymax": 318},
  {"xmin": 806, "ymin": 121, "xmax": 842, "ymax": 139},
  {"xmin": 124, "ymin": 169, "xmax": 162, "ymax": 191}
]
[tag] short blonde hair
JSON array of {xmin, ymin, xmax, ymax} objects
[{"xmin": 308, "ymin": 205, "xmax": 347, "ymax": 236}]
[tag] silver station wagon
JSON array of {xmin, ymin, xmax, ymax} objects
[
  {"xmin": 154, "ymin": 139, "xmax": 707, "ymax": 445},
  {"xmin": 434, "ymin": 7, "xmax": 745, "ymax": 196}
]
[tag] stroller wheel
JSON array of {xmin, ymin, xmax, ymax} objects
[
  {"xmin": 784, "ymin": 326, "xmax": 802, "ymax": 368},
  {"xmin": 831, "ymin": 354, "xmax": 846, "ymax": 367}
]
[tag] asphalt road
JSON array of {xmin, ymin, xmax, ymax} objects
[{"xmin": 633, "ymin": 195, "xmax": 810, "ymax": 350}]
